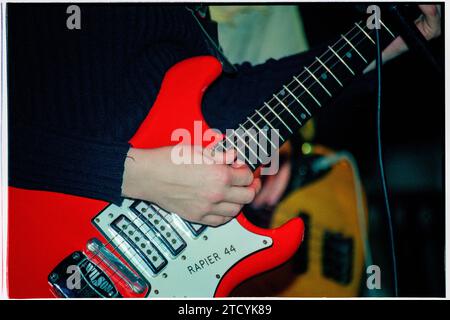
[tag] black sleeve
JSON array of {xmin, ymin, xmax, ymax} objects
[
  {"xmin": 202, "ymin": 44, "xmax": 329, "ymax": 131},
  {"xmin": 7, "ymin": 5, "xmax": 200, "ymax": 205},
  {"xmin": 9, "ymin": 124, "xmax": 130, "ymax": 205}
]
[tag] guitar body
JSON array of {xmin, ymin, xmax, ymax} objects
[
  {"xmin": 7, "ymin": 56, "xmax": 304, "ymax": 298},
  {"xmin": 233, "ymin": 146, "xmax": 366, "ymax": 297}
]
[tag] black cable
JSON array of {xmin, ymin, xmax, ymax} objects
[{"xmin": 375, "ymin": 24, "xmax": 399, "ymax": 297}]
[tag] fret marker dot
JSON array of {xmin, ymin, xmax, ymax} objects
[
  {"xmin": 301, "ymin": 113, "xmax": 306, "ymax": 120},
  {"xmin": 280, "ymin": 89, "xmax": 285, "ymax": 96},
  {"xmin": 346, "ymin": 51, "xmax": 352, "ymax": 58},
  {"xmin": 321, "ymin": 73, "xmax": 327, "ymax": 80}
]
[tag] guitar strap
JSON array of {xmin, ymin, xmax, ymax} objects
[{"xmin": 185, "ymin": 5, "xmax": 238, "ymax": 74}]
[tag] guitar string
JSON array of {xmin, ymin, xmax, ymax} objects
[
  {"xmin": 216, "ymin": 20, "xmax": 385, "ymax": 161},
  {"xmin": 215, "ymin": 34, "xmax": 375, "ymax": 162},
  {"xmin": 213, "ymin": 21, "xmax": 365, "ymax": 154},
  {"xmin": 74, "ymin": 21, "xmax": 382, "ymax": 295},
  {"xmin": 221, "ymin": 19, "xmax": 383, "ymax": 148}
]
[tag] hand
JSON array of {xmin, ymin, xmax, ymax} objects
[
  {"xmin": 252, "ymin": 160, "xmax": 291, "ymax": 209},
  {"xmin": 387, "ymin": 5, "xmax": 441, "ymax": 56},
  {"xmin": 365, "ymin": 5, "xmax": 442, "ymax": 72},
  {"xmin": 252, "ymin": 144, "xmax": 292, "ymax": 209},
  {"xmin": 121, "ymin": 146, "xmax": 261, "ymax": 226},
  {"xmin": 415, "ymin": 5, "xmax": 442, "ymax": 40}
]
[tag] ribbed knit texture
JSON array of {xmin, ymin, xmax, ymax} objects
[{"xmin": 8, "ymin": 4, "xmax": 321, "ymax": 204}]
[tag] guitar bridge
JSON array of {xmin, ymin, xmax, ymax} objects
[
  {"xmin": 90, "ymin": 199, "xmax": 272, "ymax": 297},
  {"xmin": 48, "ymin": 251, "xmax": 122, "ymax": 298},
  {"xmin": 92, "ymin": 200, "xmax": 206, "ymax": 282}
]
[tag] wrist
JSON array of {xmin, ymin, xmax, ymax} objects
[{"xmin": 121, "ymin": 147, "xmax": 152, "ymax": 200}]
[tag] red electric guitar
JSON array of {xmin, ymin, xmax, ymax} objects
[{"xmin": 6, "ymin": 17, "xmax": 397, "ymax": 298}]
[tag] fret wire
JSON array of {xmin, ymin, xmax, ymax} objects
[
  {"xmin": 270, "ymin": 97, "xmax": 300, "ymax": 128},
  {"xmin": 209, "ymin": 20, "xmax": 385, "ymax": 173},
  {"xmin": 246, "ymin": 116, "xmax": 280, "ymax": 147},
  {"xmin": 254, "ymin": 110, "xmax": 285, "ymax": 142},
  {"xmin": 303, "ymin": 66, "xmax": 332, "ymax": 97},
  {"xmin": 282, "ymin": 85, "xmax": 311, "ymax": 116},
  {"xmin": 269, "ymin": 30, "xmax": 371, "ymax": 125},
  {"xmin": 232, "ymin": 21, "xmax": 384, "ymax": 151},
  {"xmin": 239, "ymin": 21, "xmax": 365, "ymax": 132},
  {"xmin": 237, "ymin": 24, "xmax": 369, "ymax": 145},
  {"xmin": 286, "ymin": 24, "xmax": 373, "ymax": 103},
  {"xmin": 354, "ymin": 21, "xmax": 375, "ymax": 44},
  {"xmin": 289, "ymin": 22, "xmax": 372, "ymax": 97},
  {"xmin": 214, "ymin": 139, "xmax": 226, "ymax": 152},
  {"xmin": 232, "ymin": 130, "xmax": 260, "ymax": 162},
  {"xmin": 380, "ymin": 19, "xmax": 396, "ymax": 39},
  {"xmin": 213, "ymin": 135, "xmax": 240, "ymax": 160},
  {"xmin": 341, "ymin": 34, "xmax": 367, "ymax": 63},
  {"xmin": 315, "ymin": 57, "xmax": 343, "ymax": 87},
  {"xmin": 292, "ymin": 75, "xmax": 323, "ymax": 106},
  {"xmin": 263, "ymin": 100, "xmax": 294, "ymax": 132},
  {"xmin": 328, "ymin": 45, "xmax": 355, "ymax": 75},
  {"xmin": 251, "ymin": 24, "xmax": 372, "ymax": 134},
  {"xmin": 280, "ymin": 27, "xmax": 366, "ymax": 116},
  {"xmin": 239, "ymin": 124, "xmax": 269, "ymax": 156},
  {"xmin": 223, "ymin": 136, "xmax": 256, "ymax": 170},
  {"xmin": 237, "ymin": 21, "xmax": 363, "ymax": 135}
]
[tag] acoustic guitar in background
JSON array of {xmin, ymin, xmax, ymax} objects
[{"xmin": 235, "ymin": 143, "xmax": 369, "ymax": 297}]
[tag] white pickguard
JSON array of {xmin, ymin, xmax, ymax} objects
[{"xmin": 93, "ymin": 199, "xmax": 272, "ymax": 297}]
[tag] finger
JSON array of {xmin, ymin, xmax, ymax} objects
[
  {"xmin": 204, "ymin": 147, "xmax": 236, "ymax": 165},
  {"xmin": 210, "ymin": 202, "xmax": 243, "ymax": 217},
  {"xmin": 200, "ymin": 215, "xmax": 232, "ymax": 227},
  {"xmin": 418, "ymin": 5, "xmax": 441, "ymax": 33},
  {"xmin": 253, "ymin": 162, "xmax": 290, "ymax": 208},
  {"xmin": 229, "ymin": 165, "xmax": 254, "ymax": 186},
  {"xmin": 264, "ymin": 161, "xmax": 291, "ymax": 206},
  {"xmin": 253, "ymin": 167, "xmax": 262, "ymax": 179},
  {"xmin": 232, "ymin": 157, "xmax": 248, "ymax": 168},
  {"xmin": 250, "ymin": 177, "xmax": 262, "ymax": 195},
  {"xmin": 418, "ymin": 4, "xmax": 440, "ymax": 19},
  {"xmin": 252, "ymin": 175, "xmax": 276, "ymax": 208},
  {"xmin": 223, "ymin": 186, "xmax": 256, "ymax": 204}
]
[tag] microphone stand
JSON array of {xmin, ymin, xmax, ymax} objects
[{"xmin": 385, "ymin": 4, "xmax": 443, "ymax": 76}]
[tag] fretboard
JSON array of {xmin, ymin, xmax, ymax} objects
[{"xmin": 214, "ymin": 17, "xmax": 398, "ymax": 171}]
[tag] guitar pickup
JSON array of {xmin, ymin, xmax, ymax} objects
[
  {"xmin": 130, "ymin": 202, "xmax": 187, "ymax": 256},
  {"xmin": 322, "ymin": 231, "xmax": 354, "ymax": 285},
  {"xmin": 183, "ymin": 221, "xmax": 207, "ymax": 237},
  {"xmin": 111, "ymin": 215, "xmax": 167, "ymax": 274}
]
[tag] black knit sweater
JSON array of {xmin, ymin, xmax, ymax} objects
[{"xmin": 8, "ymin": 4, "xmax": 323, "ymax": 204}]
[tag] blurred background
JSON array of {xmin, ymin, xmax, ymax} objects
[{"xmin": 210, "ymin": 4, "xmax": 445, "ymax": 297}]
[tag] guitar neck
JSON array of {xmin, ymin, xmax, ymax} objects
[{"xmin": 215, "ymin": 16, "xmax": 398, "ymax": 171}]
